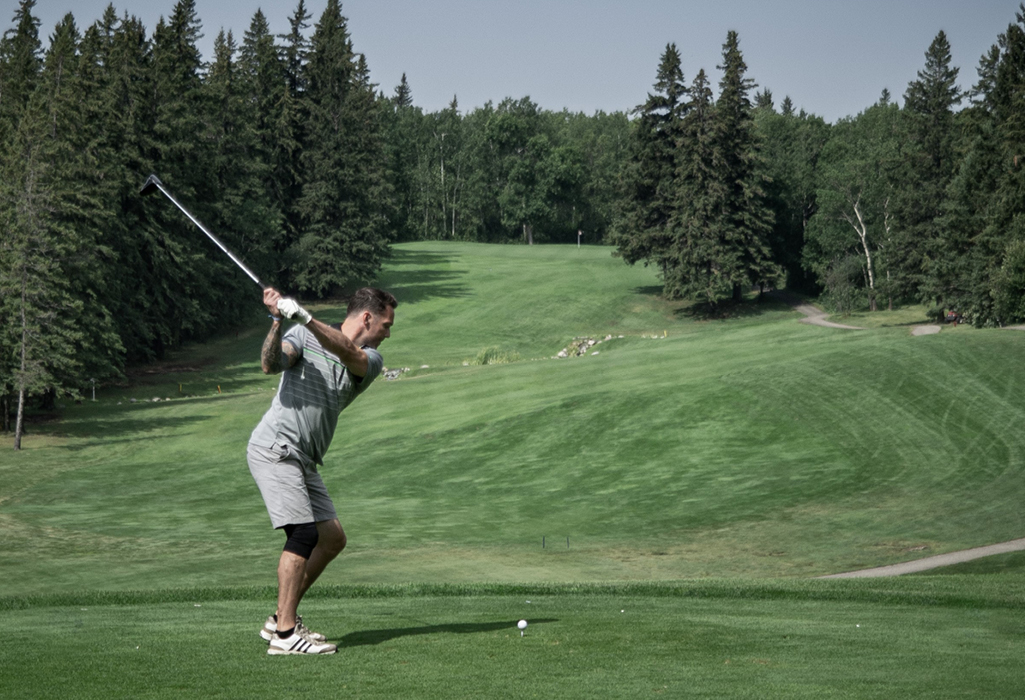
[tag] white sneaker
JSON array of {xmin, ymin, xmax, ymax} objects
[
  {"xmin": 259, "ymin": 614, "xmax": 327, "ymax": 642},
  {"xmin": 267, "ymin": 626, "xmax": 337, "ymax": 655}
]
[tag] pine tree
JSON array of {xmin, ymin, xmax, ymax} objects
[
  {"xmin": 610, "ymin": 43, "xmax": 687, "ymax": 279},
  {"xmin": 293, "ymin": 0, "xmax": 391, "ymax": 295},
  {"xmin": 986, "ymin": 5, "xmax": 1025, "ymax": 323},
  {"xmin": 145, "ymin": 0, "xmax": 233, "ymax": 354},
  {"xmin": 85, "ymin": 10, "xmax": 164, "ymax": 362},
  {"xmin": 37, "ymin": 13, "xmax": 124, "ymax": 383},
  {"xmin": 383, "ymin": 73, "xmax": 422, "ymax": 240},
  {"xmin": 275, "ymin": 0, "xmax": 312, "ymax": 261},
  {"xmin": 663, "ymin": 69, "xmax": 719, "ymax": 301},
  {"xmin": 0, "ymin": 0, "xmax": 42, "ymax": 143},
  {"xmin": 0, "ymin": 14, "xmax": 88, "ymax": 447},
  {"xmin": 208, "ymin": 27, "xmax": 281, "ymax": 290},
  {"xmin": 754, "ymin": 87, "xmax": 774, "ymax": 111},
  {"xmin": 237, "ymin": 10, "xmax": 288, "ymax": 280},
  {"xmin": 704, "ymin": 31, "xmax": 777, "ymax": 304},
  {"xmin": 394, "ymin": 72, "xmax": 412, "ymax": 107},
  {"xmin": 0, "ymin": 0, "xmax": 43, "ymax": 430},
  {"xmin": 893, "ymin": 30, "xmax": 963, "ymax": 304}
]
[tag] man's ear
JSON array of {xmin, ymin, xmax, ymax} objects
[{"xmin": 362, "ymin": 310, "xmax": 373, "ymax": 328}]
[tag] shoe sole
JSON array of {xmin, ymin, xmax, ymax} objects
[
  {"xmin": 267, "ymin": 647, "xmax": 337, "ymax": 655},
  {"xmin": 260, "ymin": 628, "xmax": 327, "ymax": 643}
]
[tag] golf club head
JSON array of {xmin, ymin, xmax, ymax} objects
[{"xmin": 139, "ymin": 174, "xmax": 163, "ymax": 196}]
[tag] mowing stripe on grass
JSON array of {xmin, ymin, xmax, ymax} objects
[{"xmin": 3, "ymin": 578, "xmax": 1024, "ymax": 612}]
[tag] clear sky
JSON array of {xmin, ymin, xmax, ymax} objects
[{"xmin": 13, "ymin": 0, "xmax": 1024, "ymax": 123}]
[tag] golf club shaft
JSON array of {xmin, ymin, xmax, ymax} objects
[{"xmin": 143, "ymin": 175, "xmax": 264, "ymax": 288}]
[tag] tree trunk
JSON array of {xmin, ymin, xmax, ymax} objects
[
  {"xmin": 845, "ymin": 198, "xmax": 877, "ymax": 311},
  {"xmin": 524, "ymin": 223, "xmax": 533, "ymax": 245},
  {"xmin": 13, "ymin": 388, "xmax": 25, "ymax": 450}
]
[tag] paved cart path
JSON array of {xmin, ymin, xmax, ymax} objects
[{"xmin": 819, "ymin": 538, "xmax": 1025, "ymax": 578}]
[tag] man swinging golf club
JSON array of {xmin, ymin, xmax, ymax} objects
[{"xmin": 247, "ymin": 285, "xmax": 396, "ymax": 655}]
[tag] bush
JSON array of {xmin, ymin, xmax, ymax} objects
[
  {"xmin": 468, "ymin": 346, "xmax": 520, "ymax": 365},
  {"xmin": 991, "ymin": 227, "xmax": 1025, "ymax": 324}
]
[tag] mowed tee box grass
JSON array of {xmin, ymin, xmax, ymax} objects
[{"xmin": 3, "ymin": 242, "xmax": 1025, "ymax": 596}]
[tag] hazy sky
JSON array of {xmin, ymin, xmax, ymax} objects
[{"xmin": 14, "ymin": 0, "xmax": 1024, "ymax": 123}]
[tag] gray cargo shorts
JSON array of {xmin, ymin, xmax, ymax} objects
[{"xmin": 247, "ymin": 442, "xmax": 338, "ymax": 529}]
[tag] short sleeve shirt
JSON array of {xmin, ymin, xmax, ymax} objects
[{"xmin": 249, "ymin": 325, "xmax": 383, "ymax": 465}]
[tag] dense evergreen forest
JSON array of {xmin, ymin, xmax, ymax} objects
[{"xmin": 2, "ymin": 0, "xmax": 1025, "ymax": 441}]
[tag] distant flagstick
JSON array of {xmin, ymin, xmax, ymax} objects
[{"xmin": 139, "ymin": 174, "xmax": 265, "ymax": 289}]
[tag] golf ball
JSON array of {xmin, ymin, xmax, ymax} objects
[{"xmin": 517, "ymin": 619, "xmax": 528, "ymax": 630}]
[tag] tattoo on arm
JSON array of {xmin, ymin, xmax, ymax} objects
[
  {"xmin": 261, "ymin": 319, "xmax": 301, "ymax": 375},
  {"xmin": 261, "ymin": 323, "xmax": 284, "ymax": 374},
  {"xmin": 282, "ymin": 342, "xmax": 300, "ymax": 369}
]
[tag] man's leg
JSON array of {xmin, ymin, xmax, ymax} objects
[
  {"xmin": 276, "ymin": 550, "xmax": 307, "ymax": 633},
  {"xmin": 275, "ymin": 522, "xmax": 321, "ymax": 632},
  {"xmin": 298, "ymin": 519, "xmax": 346, "ymax": 602}
]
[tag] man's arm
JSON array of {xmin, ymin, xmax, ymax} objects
[
  {"xmin": 260, "ymin": 319, "xmax": 300, "ymax": 375},
  {"xmin": 260, "ymin": 287, "xmax": 300, "ymax": 375},
  {"xmin": 304, "ymin": 319, "xmax": 369, "ymax": 378},
  {"xmin": 274, "ymin": 292, "xmax": 371, "ymax": 377}
]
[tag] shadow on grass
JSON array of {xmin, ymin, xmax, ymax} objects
[
  {"xmin": 375, "ymin": 248, "xmax": 471, "ymax": 305},
  {"xmin": 335, "ymin": 618, "xmax": 558, "ymax": 647},
  {"xmin": 679, "ymin": 295, "xmax": 793, "ymax": 320},
  {"xmin": 125, "ymin": 363, "xmax": 268, "ymax": 396},
  {"xmin": 632, "ymin": 285, "xmax": 665, "ymax": 297},
  {"xmin": 632, "ymin": 285, "xmax": 792, "ymax": 321},
  {"xmin": 40, "ymin": 415, "xmax": 216, "ymax": 446}
]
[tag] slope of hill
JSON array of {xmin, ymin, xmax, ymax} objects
[{"xmin": 3, "ymin": 242, "xmax": 1024, "ymax": 596}]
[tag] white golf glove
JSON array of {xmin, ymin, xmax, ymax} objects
[{"xmin": 277, "ymin": 298, "xmax": 312, "ymax": 325}]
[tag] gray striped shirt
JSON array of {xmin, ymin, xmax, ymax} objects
[{"xmin": 249, "ymin": 325, "xmax": 383, "ymax": 466}]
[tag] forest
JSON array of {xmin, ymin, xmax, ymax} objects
[{"xmin": 1, "ymin": 0, "xmax": 1024, "ymax": 431}]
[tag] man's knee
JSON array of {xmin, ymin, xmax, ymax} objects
[
  {"xmin": 282, "ymin": 522, "xmax": 319, "ymax": 559},
  {"xmin": 317, "ymin": 519, "xmax": 346, "ymax": 556}
]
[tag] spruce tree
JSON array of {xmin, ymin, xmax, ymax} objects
[
  {"xmin": 274, "ymin": 0, "xmax": 312, "ymax": 263},
  {"xmin": 0, "ymin": 0, "xmax": 42, "ymax": 143},
  {"xmin": 0, "ymin": 15, "xmax": 88, "ymax": 447},
  {"xmin": 0, "ymin": 0, "xmax": 43, "ymax": 428},
  {"xmin": 146, "ymin": 0, "xmax": 231, "ymax": 354},
  {"xmin": 894, "ymin": 30, "xmax": 963, "ymax": 304},
  {"xmin": 394, "ymin": 72, "xmax": 412, "ymax": 107},
  {"xmin": 36, "ymin": 13, "xmax": 124, "ymax": 383},
  {"xmin": 383, "ymin": 73, "xmax": 422, "ymax": 240},
  {"xmin": 701, "ymin": 31, "xmax": 777, "ymax": 305},
  {"xmin": 986, "ymin": 6, "xmax": 1025, "ymax": 323},
  {"xmin": 208, "ymin": 27, "xmax": 281, "ymax": 289},
  {"xmin": 663, "ymin": 69, "xmax": 719, "ymax": 301},
  {"xmin": 89, "ymin": 10, "xmax": 163, "ymax": 362},
  {"xmin": 610, "ymin": 43, "xmax": 687, "ymax": 279},
  {"xmin": 293, "ymin": 0, "xmax": 391, "ymax": 295}
]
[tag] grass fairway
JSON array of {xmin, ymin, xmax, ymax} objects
[
  {"xmin": 3, "ymin": 580, "xmax": 1024, "ymax": 699},
  {"xmin": 2, "ymin": 242, "xmax": 1025, "ymax": 696}
]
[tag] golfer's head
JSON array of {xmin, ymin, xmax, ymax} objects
[{"xmin": 347, "ymin": 287, "xmax": 397, "ymax": 347}]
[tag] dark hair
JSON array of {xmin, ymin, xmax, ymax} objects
[{"xmin": 346, "ymin": 287, "xmax": 397, "ymax": 318}]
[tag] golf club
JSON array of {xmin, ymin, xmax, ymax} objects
[{"xmin": 139, "ymin": 173, "xmax": 265, "ymax": 288}]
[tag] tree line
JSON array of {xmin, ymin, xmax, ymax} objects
[
  {"xmin": 617, "ymin": 5, "xmax": 1025, "ymax": 325},
  {"xmin": 2, "ymin": 0, "xmax": 1025, "ymax": 446}
]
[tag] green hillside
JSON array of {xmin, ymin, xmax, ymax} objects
[{"xmin": 3, "ymin": 242, "xmax": 1025, "ymax": 596}]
